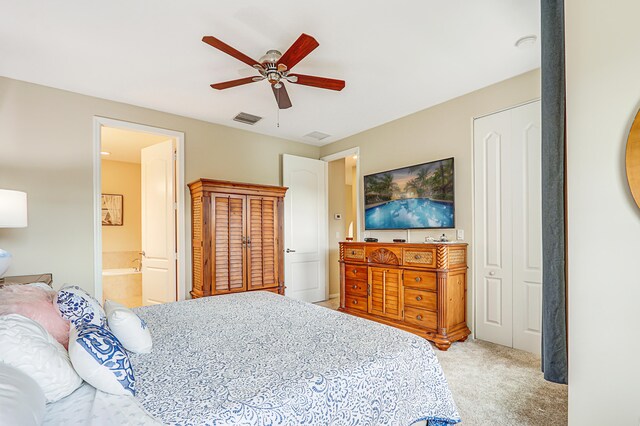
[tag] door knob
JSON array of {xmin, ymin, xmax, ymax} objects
[
  {"xmin": 139, "ymin": 251, "xmax": 146, "ymax": 257},
  {"xmin": 489, "ymin": 271, "xmax": 496, "ymax": 276},
  {"xmin": 286, "ymin": 248, "xmax": 296, "ymax": 253}
]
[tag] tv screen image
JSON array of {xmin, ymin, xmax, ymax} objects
[{"xmin": 364, "ymin": 157, "xmax": 454, "ymax": 230}]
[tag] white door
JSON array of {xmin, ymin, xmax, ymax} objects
[
  {"xmin": 511, "ymin": 102, "xmax": 543, "ymax": 354},
  {"xmin": 283, "ymin": 154, "xmax": 327, "ymax": 302},
  {"xmin": 474, "ymin": 101, "xmax": 542, "ymax": 354},
  {"xmin": 141, "ymin": 140, "xmax": 177, "ymax": 306},
  {"xmin": 474, "ymin": 109, "xmax": 514, "ymax": 348}
]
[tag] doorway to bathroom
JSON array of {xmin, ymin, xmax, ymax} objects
[
  {"xmin": 321, "ymin": 148, "xmax": 361, "ymax": 308},
  {"xmin": 93, "ymin": 117, "xmax": 186, "ymax": 308}
]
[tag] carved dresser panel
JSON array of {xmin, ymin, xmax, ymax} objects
[{"xmin": 339, "ymin": 241, "xmax": 470, "ymax": 350}]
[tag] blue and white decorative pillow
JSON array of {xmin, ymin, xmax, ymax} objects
[
  {"xmin": 68, "ymin": 323, "xmax": 135, "ymax": 396},
  {"xmin": 55, "ymin": 285, "xmax": 106, "ymax": 327}
]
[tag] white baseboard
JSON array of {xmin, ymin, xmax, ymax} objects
[{"xmin": 329, "ymin": 293, "xmax": 339, "ymax": 299}]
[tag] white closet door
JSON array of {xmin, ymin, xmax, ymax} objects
[
  {"xmin": 473, "ymin": 100, "xmax": 542, "ymax": 354},
  {"xmin": 474, "ymin": 110, "xmax": 514, "ymax": 348},
  {"xmin": 511, "ymin": 102, "xmax": 543, "ymax": 355}
]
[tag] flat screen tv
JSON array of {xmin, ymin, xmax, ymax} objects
[{"xmin": 364, "ymin": 157, "xmax": 454, "ymax": 230}]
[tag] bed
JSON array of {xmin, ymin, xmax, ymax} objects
[{"xmin": 44, "ymin": 291, "xmax": 460, "ymax": 425}]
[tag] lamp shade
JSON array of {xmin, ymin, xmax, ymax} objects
[{"xmin": 0, "ymin": 190, "xmax": 28, "ymax": 228}]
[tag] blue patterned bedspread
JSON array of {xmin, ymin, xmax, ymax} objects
[{"xmin": 131, "ymin": 292, "xmax": 460, "ymax": 425}]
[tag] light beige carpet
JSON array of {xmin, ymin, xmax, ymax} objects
[
  {"xmin": 315, "ymin": 298, "xmax": 568, "ymax": 425},
  {"xmin": 433, "ymin": 338, "xmax": 567, "ymax": 425}
]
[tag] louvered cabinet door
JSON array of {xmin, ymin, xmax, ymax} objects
[
  {"xmin": 368, "ymin": 267, "xmax": 403, "ymax": 320},
  {"xmin": 247, "ymin": 196, "xmax": 279, "ymax": 290},
  {"xmin": 212, "ymin": 193, "xmax": 246, "ymax": 293}
]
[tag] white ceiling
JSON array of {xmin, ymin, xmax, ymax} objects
[
  {"xmin": 101, "ymin": 127, "xmax": 170, "ymax": 164},
  {"xmin": 0, "ymin": 0, "xmax": 540, "ymax": 146}
]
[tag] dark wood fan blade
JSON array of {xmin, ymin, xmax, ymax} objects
[
  {"xmin": 202, "ymin": 36, "xmax": 259, "ymax": 68},
  {"xmin": 277, "ymin": 33, "xmax": 319, "ymax": 70},
  {"xmin": 272, "ymin": 83, "xmax": 292, "ymax": 109},
  {"xmin": 289, "ymin": 74, "xmax": 345, "ymax": 91},
  {"xmin": 210, "ymin": 77, "xmax": 259, "ymax": 90}
]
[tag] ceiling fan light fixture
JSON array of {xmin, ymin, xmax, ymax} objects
[{"xmin": 259, "ymin": 49, "xmax": 282, "ymax": 65}]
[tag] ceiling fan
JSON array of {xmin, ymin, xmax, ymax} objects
[{"xmin": 202, "ymin": 33, "xmax": 345, "ymax": 109}]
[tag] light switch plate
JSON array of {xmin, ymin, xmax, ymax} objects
[{"xmin": 456, "ymin": 229, "xmax": 464, "ymax": 240}]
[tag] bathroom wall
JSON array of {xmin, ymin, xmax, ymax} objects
[{"xmin": 101, "ymin": 159, "xmax": 141, "ymax": 270}]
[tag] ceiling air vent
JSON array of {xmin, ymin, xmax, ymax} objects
[
  {"xmin": 233, "ymin": 112, "xmax": 263, "ymax": 125},
  {"xmin": 304, "ymin": 131, "xmax": 331, "ymax": 141}
]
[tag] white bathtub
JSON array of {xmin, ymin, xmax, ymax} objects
[{"xmin": 102, "ymin": 268, "xmax": 141, "ymax": 277}]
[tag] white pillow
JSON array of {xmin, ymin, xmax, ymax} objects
[
  {"xmin": 0, "ymin": 362, "xmax": 46, "ymax": 426},
  {"xmin": 0, "ymin": 314, "xmax": 82, "ymax": 402},
  {"xmin": 104, "ymin": 299, "xmax": 152, "ymax": 354},
  {"xmin": 68, "ymin": 323, "xmax": 136, "ymax": 396},
  {"xmin": 55, "ymin": 285, "xmax": 107, "ymax": 327},
  {"xmin": 26, "ymin": 282, "xmax": 56, "ymax": 293}
]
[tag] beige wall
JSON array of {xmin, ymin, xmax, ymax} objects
[
  {"xmin": 565, "ymin": 1, "xmax": 640, "ymax": 423},
  {"xmin": 328, "ymin": 159, "xmax": 346, "ymax": 296},
  {"xmin": 0, "ymin": 77, "xmax": 319, "ymax": 295},
  {"xmin": 320, "ymin": 69, "xmax": 540, "ymax": 328},
  {"xmin": 101, "ymin": 160, "xmax": 141, "ymax": 253}
]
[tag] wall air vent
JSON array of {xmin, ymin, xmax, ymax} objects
[
  {"xmin": 304, "ymin": 131, "xmax": 331, "ymax": 141},
  {"xmin": 233, "ymin": 112, "xmax": 263, "ymax": 125}
]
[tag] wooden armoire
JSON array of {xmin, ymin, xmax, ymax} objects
[{"xmin": 189, "ymin": 179, "xmax": 287, "ymax": 298}]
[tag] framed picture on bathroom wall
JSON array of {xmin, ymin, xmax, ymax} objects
[{"xmin": 101, "ymin": 193, "xmax": 123, "ymax": 226}]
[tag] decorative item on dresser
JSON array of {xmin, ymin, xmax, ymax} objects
[
  {"xmin": 339, "ymin": 241, "xmax": 470, "ymax": 350},
  {"xmin": 189, "ymin": 179, "xmax": 287, "ymax": 298}
]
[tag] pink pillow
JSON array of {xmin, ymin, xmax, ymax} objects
[{"xmin": 0, "ymin": 285, "xmax": 70, "ymax": 348}]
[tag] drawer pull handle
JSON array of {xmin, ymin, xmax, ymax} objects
[
  {"xmin": 351, "ymin": 250, "xmax": 356, "ymax": 255},
  {"xmin": 351, "ymin": 285, "xmax": 358, "ymax": 289},
  {"xmin": 352, "ymin": 269, "xmax": 357, "ymax": 274},
  {"xmin": 415, "ymin": 277, "xmax": 422, "ymax": 282},
  {"xmin": 415, "ymin": 254, "xmax": 421, "ymax": 259},
  {"xmin": 416, "ymin": 315, "xmax": 423, "ymax": 321},
  {"xmin": 416, "ymin": 296, "xmax": 422, "ymax": 301},
  {"xmin": 353, "ymin": 300, "xmax": 358, "ymax": 305}
]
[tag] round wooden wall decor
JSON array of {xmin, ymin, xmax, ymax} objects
[{"xmin": 627, "ymin": 108, "xmax": 640, "ymax": 208}]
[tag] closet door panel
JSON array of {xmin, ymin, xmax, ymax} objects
[
  {"xmin": 473, "ymin": 110, "xmax": 514, "ymax": 348},
  {"xmin": 212, "ymin": 193, "xmax": 246, "ymax": 293},
  {"xmin": 247, "ymin": 196, "xmax": 279, "ymax": 290}
]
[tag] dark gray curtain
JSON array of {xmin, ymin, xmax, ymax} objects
[{"xmin": 541, "ymin": 0, "xmax": 568, "ymax": 384}]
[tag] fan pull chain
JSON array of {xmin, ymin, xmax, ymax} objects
[{"xmin": 276, "ymin": 87, "xmax": 280, "ymax": 128}]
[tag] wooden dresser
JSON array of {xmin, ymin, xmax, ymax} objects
[
  {"xmin": 189, "ymin": 179, "xmax": 287, "ymax": 298},
  {"xmin": 339, "ymin": 241, "xmax": 470, "ymax": 350}
]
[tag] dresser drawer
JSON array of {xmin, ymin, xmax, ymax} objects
[
  {"xmin": 404, "ymin": 288, "xmax": 437, "ymax": 311},
  {"xmin": 404, "ymin": 306, "xmax": 437, "ymax": 329},
  {"xmin": 343, "ymin": 246, "xmax": 365, "ymax": 261},
  {"xmin": 345, "ymin": 279, "xmax": 367, "ymax": 297},
  {"xmin": 403, "ymin": 248, "xmax": 437, "ymax": 268},
  {"xmin": 344, "ymin": 294, "xmax": 367, "ymax": 313},
  {"xmin": 344, "ymin": 265, "xmax": 368, "ymax": 281},
  {"xmin": 403, "ymin": 270, "xmax": 437, "ymax": 291}
]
